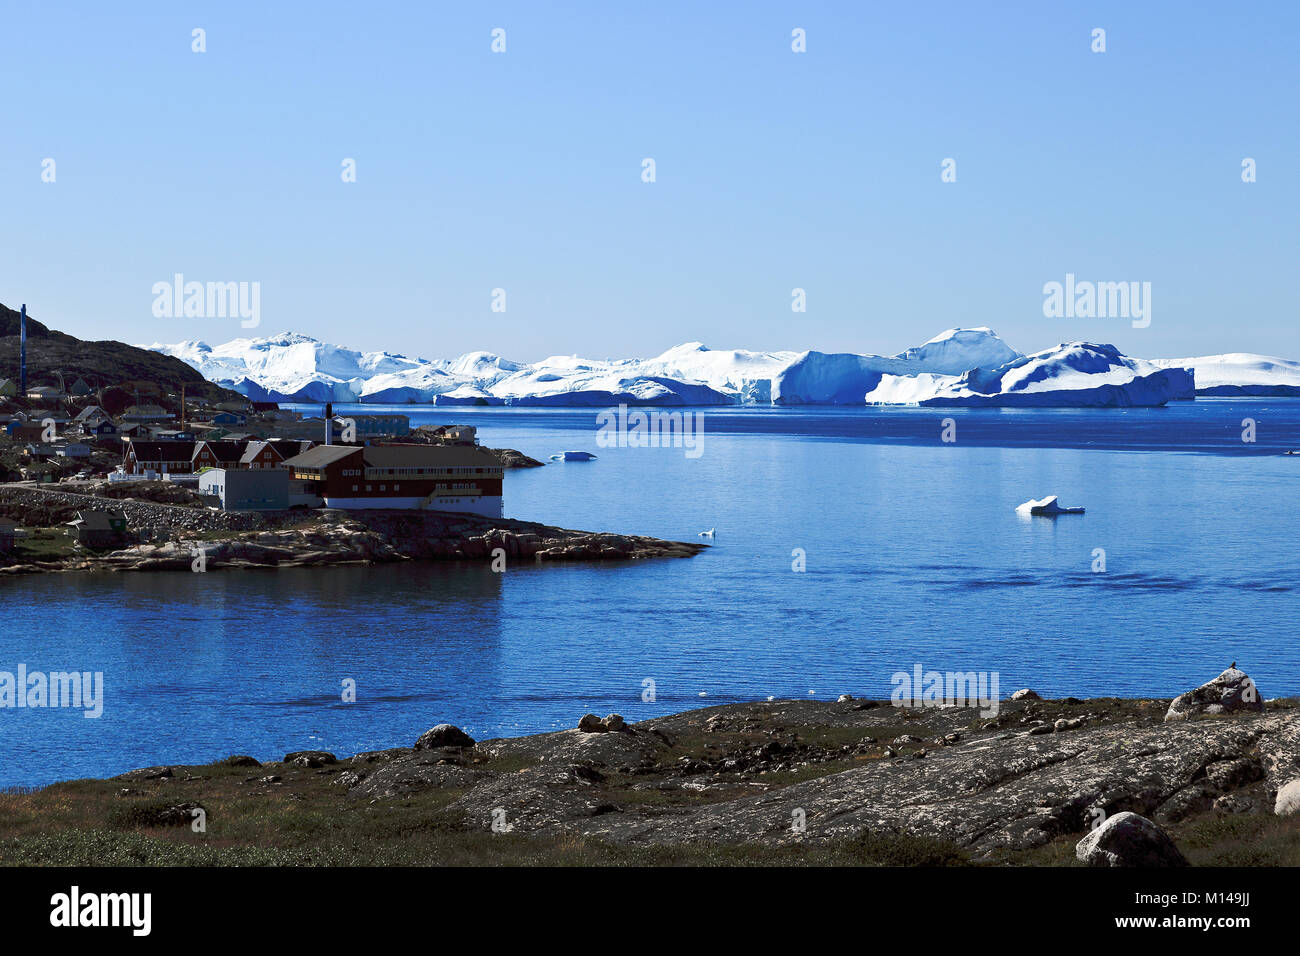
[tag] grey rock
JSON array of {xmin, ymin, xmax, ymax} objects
[
  {"xmin": 602, "ymin": 714, "xmax": 626, "ymax": 732},
  {"xmin": 1165, "ymin": 667, "xmax": 1264, "ymax": 722},
  {"xmin": 115, "ymin": 765, "xmax": 173, "ymax": 781},
  {"xmin": 414, "ymin": 724, "xmax": 476, "ymax": 749},
  {"xmin": 283, "ymin": 750, "xmax": 338, "ymax": 765},
  {"xmin": 578, "ymin": 713, "xmax": 607, "ymax": 733},
  {"xmin": 1010, "ymin": 689, "xmax": 1041, "ymax": 701},
  {"xmin": 1204, "ymin": 757, "xmax": 1264, "ymax": 793},
  {"xmin": 1075, "ymin": 812, "xmax": 1187, "ymax": 867}
]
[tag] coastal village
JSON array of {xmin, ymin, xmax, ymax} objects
[{"xmin": 0, "ymin": 362, "xmax": 700, "ymax": 570}]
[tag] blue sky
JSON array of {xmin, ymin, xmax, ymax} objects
[{"xmin": 2, "ymin": 1, "xmax": 1297, "ymax": 362}]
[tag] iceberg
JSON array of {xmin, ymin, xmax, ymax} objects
[
  {"xmin": 773, "ymin": 328, "xmax": 1021, "ymax": 404},
  {"xmin": 1016, "ymin": 496, "xmax": 1085, "ymax": 516},
  {"xmin": 1150, "ymin": 353, "xmax": 1300, "ymax": 396},
  {"xmin": 865, "ymin": 342, "xmax": 1195, "ymax": 408}
]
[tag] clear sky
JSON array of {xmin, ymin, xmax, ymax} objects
[{"xmin": 2, "ymin": 1, "xmax": 1297, "ymax": 363}]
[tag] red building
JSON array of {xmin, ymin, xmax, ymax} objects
[
  {"xmin": 283, "ymin": 443, "xmax": 504, "ymax": 516},
  {"xmin": 192, "ymin": 440, "xmax": 245, "ymax": 471}
]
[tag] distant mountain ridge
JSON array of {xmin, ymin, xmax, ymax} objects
[{"xmin": 142, "ymin": 327, "xmax": 1300, "ymax": 407}]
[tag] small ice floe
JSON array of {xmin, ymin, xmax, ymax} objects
[
  {"xmin": 698, "ymin": 528, "xmax": 716, "ymax": 538},
  {"xmin": 1016, "ymin": 495, "xmax": 1085, "ymax": 516},
  {"xmin": 550, "ymin": 451, "xmax": 597, "ymax": 461}
]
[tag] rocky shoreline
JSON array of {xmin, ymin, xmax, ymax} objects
[
  {"xmin": 0, "ymin": 484, "xmax": 705, "ymax": 573},
  {"xmin": 5, "ymin": 668, "xmax": 1297, "ymax": 866}
]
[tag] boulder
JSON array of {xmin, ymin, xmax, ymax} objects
[
  {"xmin": 1075, "ymin": 812, "xmax": 1188, "ymax": 867},
  {"xmin": 283, "ymin": 750, "xmax": 338, "ymax": 767},
  {"xmin": 223, "ymin": 755, "xmax": 261, "ymax": 768},
  {"xmin": 602, "ymin": 714, "xmax": 626, "ymax": 732},
  {"xmin": 1010, "ymin": 689, "xmax": 1040, "ymax": 701},
  {"xmin": 414, "ymin": 724, "xmax": 476, "ymax": 749},
  {"xmin": 1165, "ymin": 667, "xmax": 1264, "ymax": 722},
  {"xmin": 577, "ymin": 713, "xmax": 606, "ymax": 733},
  {"xmin": 1275, "ymin": 779, "xmax": 1300, "ymax": 816}
]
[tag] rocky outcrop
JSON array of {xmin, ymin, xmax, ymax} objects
[
  {"xmin": 100, "ymin": 682, "xmax": 1300, "ymax": 864},
  {"xmin": 577, "ymin": 714, "xmax": 626, "ymax": 733},
  {"xmin": 334, "ymin": 692, "xmax": 1299, "ymax": 859},
  {"xmin": 0, "ymin": 487, "xmax": 705, "ymax": 573},
  {"xmin": 283, "ymin": 750, "xmax": 337, "ymax": 768},
  {"xmin": 415, "ymin": 724, "xmax": 476, "ymax": 749},
  {"xmin": 487, "ymin": 448, "xmax": 544, "ymax": 469},
  {"xmin": 1165, "ymin": 667, "xmax": 1264, "ymax": 721},
  {"xmin": 1075, "ymin": 812, "xmax": 1187, "ymax": 867}
]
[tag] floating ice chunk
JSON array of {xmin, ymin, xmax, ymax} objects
[{"xmin": 1016, "ymin": 495, "xmax": 1085, "ymax": 516}]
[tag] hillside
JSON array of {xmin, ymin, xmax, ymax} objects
[{"xmin": 0, "ymin": 302, "xmax": 233, "ymax": 401}]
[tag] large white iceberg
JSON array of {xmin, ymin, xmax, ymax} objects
[
  {"xmin": 865, "ymin": 342, "xmax": 1195, "ymax": 407},
  {"xmin": 773, "ymin": 328, "xmax": 1020, "ymax": 404},
  {"xmin": 1150, "ymin": 353, "xmax": 1300, "ymax": 396}
]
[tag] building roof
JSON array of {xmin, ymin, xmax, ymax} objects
[
  {"xmin": 74, "ymin": 405, "xmax": 108, "ymax": 421},
  {"xmin": 194, "ymin": 440, "xmax": 245, "ymax": 461},
  {"xmin": 68, "ymin": 509, "xmax": 126, "ymax": 531},
  {"xmin": 282, "ymin": 444, "xmax": 364, "ymax": 469},
  {"xmin": 362, "ymin": 443, "xmax": 501, "ymax": 469},
  {"xmin": 125, "ymin": 440, "xmax": 197, "ymax": 460},
  {"xmin": 239, "ymin": 439, "xmax": 311, "ymax": 464}
]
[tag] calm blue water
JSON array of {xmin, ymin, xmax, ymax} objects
[{"xmin": 3, "ymin": 400, "xmax": 1299, "ymax": 786}]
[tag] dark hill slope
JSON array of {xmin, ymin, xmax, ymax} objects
[{"xmin": 0, "ymin": 302, "xmax": 230, "ymax": 400}]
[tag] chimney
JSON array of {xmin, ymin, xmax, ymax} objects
[
  {"xmin": 19, "ymin": 304, "xmax": 27, "ymax": 395},
  {"xmin": 324, "ymin": 402, "xmax": 333, "ymax": 445}
]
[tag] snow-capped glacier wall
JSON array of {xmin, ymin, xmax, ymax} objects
[{"xmin": 142, "ymin": 327, "xmax": 1289, "ymax": 408}]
